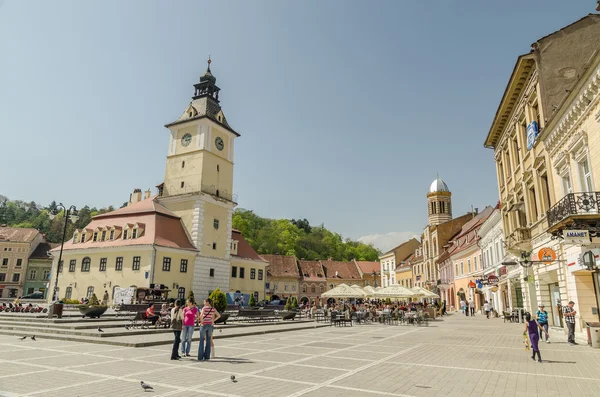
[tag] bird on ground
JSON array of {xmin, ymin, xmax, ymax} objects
[
  {"xmin": 230, "ymin": 375, "xmax": 237, "ymax": 383},
  {"xmin": 140, "ymin": 381, "xmax": 153, "ymax": 391},
  {"xmin": 31, "ymin": 336, "xmax": 36, "ymax": 341},
  {"xmin": 97, "ymin": 327, "xmax": 104, "ymax": 333},
  {"xmin": 219, "ymin": 329, "xmax": 222, "ymax": 333},
  {"xmin": 19, "ymin": 336, "xmax": 27, "ymax": 340},
  {"xmin": 125, "ymin": 325, "xmax": 130, "ymax": 330}
]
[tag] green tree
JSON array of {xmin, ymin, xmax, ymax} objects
[
  {"xmin": 209, "ymin": 288, "xmax": 227, "ymax": 313},
  {"xmin": 284, "ymin": 298, "xmax": 293, "ymax": 311},
  {"xmin": 292, "ymin": 297, "xmax": 299, "ymax": 309},
  {"xmin": 249, "ymin": 293, "xmax": 257, "ymax": 307}
]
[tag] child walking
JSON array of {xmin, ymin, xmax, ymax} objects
[{"xmin": 524, "ymin": 312, "xmax": 549, "ymax": 363}]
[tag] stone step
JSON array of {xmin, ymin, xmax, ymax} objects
[{"xmin": 0, "ymin": 321, "xmax": 329, "ymax": 347}]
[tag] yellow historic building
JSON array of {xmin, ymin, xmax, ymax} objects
[
  {"xmin": 485, "ymin": 14, "xmax": 600, "ymax": 339},
  {"xmin": 379, "ymin": 238, "xmax": 420, "ymax": 287},
  {"xmin": 49, "ymin": 197, "xmax": 197, "ymax": 304},
  {"xmin": 229, "ymin": 229, "xmax": 268, "ymax": 301},
  {"xmin": 394, "ymin": 259, "xmax": 413, "ymax": 289}
]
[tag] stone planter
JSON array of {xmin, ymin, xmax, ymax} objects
[
  {"xmin": 214, "ymin": 313, "xmax": 230, "ymax": 325},
  {"xmin": 279, "ymin": 311, "xmax": 297, "ymax": 320},
  {"xmin": 78, "ymin": 305, "xmax": 108, "ymax": 318}
]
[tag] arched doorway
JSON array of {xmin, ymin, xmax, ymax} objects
[{"xmin": 300, "ymin": 296, "xmax": 309, "ymax": 305}]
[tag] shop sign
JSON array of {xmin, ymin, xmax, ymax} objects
[
  {"xmin": 487, "ymin": 275, "xmax": 499, "ymax": 286},
  {"xmin": 537, "ymin": 247, "xmax": 557, "ymax": 264},
  {"xmin": 526, "ymin": 120, "xmax": 539, "ymax": 150},
  {"xmin": 563, "ymin": 230, "xmax": 590, "ymax": 245},
  {"xmin": 499, "ymin": 266, "xmax": 507, "ymax": 276},
  {"xmin": 468, "ymin": 281, "xmax": 476, "ymax": 288}
]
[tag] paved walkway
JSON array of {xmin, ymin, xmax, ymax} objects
[{"xmin": 0, "ymin": 313, "xmax": 599, "ymax": 396}]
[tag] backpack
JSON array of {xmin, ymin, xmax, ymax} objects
[{"xmin": 171, "ymin": 308, "xmax": 183, "ymax": 330}]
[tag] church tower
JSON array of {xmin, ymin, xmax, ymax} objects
[
  {"xmin": 157, "ymin": 59, "xmax": 239, "ymax": 298},
  {"xmin": 427, "ymin": 177, "xmax": 452, "ymax": 226}
]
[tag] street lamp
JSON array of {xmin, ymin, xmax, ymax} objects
[
  {"xmin": 371, "ymin": 270, "xmax": 380, "ymax": 287},
  {"xmin": 48, "ymin": 204, "xmax": 78, "ymax": 301}
]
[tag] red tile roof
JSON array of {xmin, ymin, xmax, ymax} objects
[
  {"xmin": 52, "ymin": 197, "xmax": 196, "ymax": 252},
  {"xmin": 232, "ymin": 230, "xmax": 267, "ymax": 263},
  {"xmin": 0, "ymin": 226, "xmax": 40, "ymax": 243},
  {"xmin": 260, "ymin": 254, "xmax": 299, "ymax": 278},
  {"xmin": 322, "ymin": 260, "xmax": 361, "ymax": 280},
  {"xmin": 298, "ymin": 260, "xmax": 326, "ymax": 282},
  {"xmin": 29, "ymin": 242, "xmax": 60, "ymax": 260},
  {"xmin": 355, "ymin": 260, "xmax": 380, "ymax": 275}
]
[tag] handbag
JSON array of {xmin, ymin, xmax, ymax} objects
[{"xmin": 171, "ymin": 308, "xmax": 183, "ymax": 330}]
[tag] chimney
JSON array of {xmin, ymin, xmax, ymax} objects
[
  {"xmin": 130, "ymin": 188, "xmax": 142, "ymax": 205},
  {"xmin": 474, "ymin": 208, "xmax": 479, "ymax": 215},
  {"xmin": 144, "ymin": 189, "xmax": 151, "ymax": 200}
]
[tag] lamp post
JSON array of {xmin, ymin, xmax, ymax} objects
[
  {"xmin": 48, "ymin": 204, "xmax": 78, "ymax": 301},
  {"xmin": 371, "ymin": 270, "xmax": 380, "ymax": 288}
]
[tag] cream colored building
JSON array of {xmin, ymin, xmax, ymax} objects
[
  {"xmin": 260, "ymin": 254, "xmax": 300, "ymax": 301},
  {"xmin": 484, "ymin": 15, "xmax": 600, "ymax": 333},
  {"xmin": 0, "ymin": 227, "xmax": 44, "ymax": 299},
  {"xmin": 229, "ymin": 229, "xmax": 268, "ymax": 301},
  {"xmin": 49, "ymin": 197, "xmax": 197, "ymax": 304},
  {"xmin": 542, "ymin": 39, "xmax": 600, "ymax": 336},
  {"xmin": 156, "ymin": 60, "xmax": 240, "ymax": 298},
  {"xmin": 379, "ymin": 238, "xmax": 420, "ymax": 287},
  {"xmin": 395, "ymin": 260, "xmax": 412, "ymax": 289}
]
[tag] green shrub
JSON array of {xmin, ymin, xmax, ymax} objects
[
  {"xmin": 62, "ymin": 298, "xmax": 81, "ymax": 304},
  {"xmin": 88, "ymin": 293, "xmax": 100, "ymax": 306},
  {"xmin": 209, "ymin": 288, "xmax": 227, "ymax": 313},
  {"xmin": 249, "ymin": 294, "xmax": 257, "ymax": 307},
  {"xmin": 292, "ymin": 297, "xmax": 299, "ymax": 309},
  {"xmin": 284, "ymin": 298, "xmax": 293, "ymax": 311}
]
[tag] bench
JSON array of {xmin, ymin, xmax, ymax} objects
[
  {"xmin": 130, "ymin": 311, "xmax": 153, "ymax": 329},
  {"xmin": 237, "ymin": 309, "xmax": 277, "ymax": 322}
]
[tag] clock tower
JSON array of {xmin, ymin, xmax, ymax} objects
[{"xmin": 157, "ymin": 59, "xmax": 239, "ymax": 298}]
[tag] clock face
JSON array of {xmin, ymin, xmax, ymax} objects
[
  {"xmin": 215, "ymin": 137, "xmax": 224, "ymax": 151},
  {"xmin": 181, "ymin": 133, "xmax": 192, "ymax": 147}
]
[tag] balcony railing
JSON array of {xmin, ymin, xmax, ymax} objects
[
  {"xmin": 547, "ymin": 192, "xmax": 600, "ymax": 231},
  {"xmin": 505, "ymin": 227, "xmax": 531, "ymax": 250}
]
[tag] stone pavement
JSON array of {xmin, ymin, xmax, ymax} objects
[{"xmin": 1, "ymin": 313, "xmax": 600, "ymax": 397}]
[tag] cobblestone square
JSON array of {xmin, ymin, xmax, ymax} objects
[{"xmin": 1, "ymin": 314, "xmax": 600, "ymax": 396}]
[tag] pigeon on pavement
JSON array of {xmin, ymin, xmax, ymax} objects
[
  {"xmin": 97, "ymin": 327, "xmax": 104, "ymax": 333},
  {"xmin": 230, "ymin": 375, "xmax": 237, "ymax": 383},
  {"xmin": 125, "ymin": 325, "xmax": 130, "ymax": 330},
  {"xmin": 219, "ymin": 329, "xmax": 222, "ymax": 333},
  {"xmin": 31, "ymin": 336, "xmax": 36, "ymax": 341},
  {"xmin": 140, "ymin": 381, "xmax": 153, "ymax": 391},
  {"xmin": 19, "ymin": 336, "xmax": 27, "ymax": 340}
]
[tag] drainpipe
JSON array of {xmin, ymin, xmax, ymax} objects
[{"xmin": 149, "ymin": 244, "xmax": 157, "ymax": 286}]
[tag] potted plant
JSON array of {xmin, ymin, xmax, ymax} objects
[
  {"xmin": 78, "ymin": 293, "xmax": 108, "ymax": 318},
  {"xmin": 280, "ymin": 298, "xmax": 297, "ymax": 320},
  {"xmin": 210, "ymin": 288, "xmax": 230, "ymax": 324}
]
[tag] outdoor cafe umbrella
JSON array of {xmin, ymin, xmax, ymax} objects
[
  {"xmin": 410, "ymin": 286, "xmax": 440, "ymax": 298},
  {"xmin": 321, "ymin": 283, "xmax": 366, "ymax": 298},
  {"xmin": 374, "ymin": 284, "xmax": 415, "ymax": 299},
  {"xmin": 362, "ymin": 286, "xmax": 376, "ymax": 296}
]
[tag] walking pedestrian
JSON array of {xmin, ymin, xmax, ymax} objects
[
  {"xmin": 170, "ymin": 299, "xmax": 184, "ymax": 360},
  {"xmin": 181, "ymin": 299, "xmax": 198, "ymax": 357},
  {"xmin": 484, "ymin": 300, "xmax": 491, "ymax": 319},
  {"xmin": 524, "ymin": 312, "xmax": 549, "ymax": 363},
  {"xmin": 469, "ymin": 298, "xmax": 475, "ymax": 316},
  {"xmin": 562, "ymin": 301, "xmax": 578, "ymax": 345},
  {"xmin": 535, "ymin": 304, "xmax": 550, "ymax": 343},
  {"xmin": 102, "ymin": 290, "xmax": 109, "ymax": 306},
  {"xmin": 460, "ymin": 299, "xmax": 467, "ymax": 316},
  {"xmin": 198, "ymin": 298, "xmax": 220, "ymax": 361},
  {"xmin": 442, "ymin": 300, "xmax": 447, "ymax": 315}
]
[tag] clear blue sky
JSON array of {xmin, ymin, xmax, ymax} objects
[{"xmin": 0, "ymin": 1, "xmax": 595, "ymax": 251}]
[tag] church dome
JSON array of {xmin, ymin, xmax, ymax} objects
[{"xmin": 429, "ymin": 178, "xmax": 450, "ymax": 193}]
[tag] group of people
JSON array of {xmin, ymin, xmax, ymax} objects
[
  {"xmin": 459, "ymin": 298, "xmax": 476, "ymax": 316},
  {"xmin": 169, "ymin": 298, "xmax": 221, "ymax": 361}
]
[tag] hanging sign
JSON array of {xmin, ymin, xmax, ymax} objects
[
  {"xmin": 487, "ymin": 275, "xmax": 499, "ymax": 286},
  {"xmin": 537, "ymin": 247, "xmax": 557, "ymax": 265},
  {"xmin": 468, "ymin": 281, "xmax": 476, "ymax": 288}
]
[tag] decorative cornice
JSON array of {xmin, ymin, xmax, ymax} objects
[{"xmin": 545, "ymin": 65, "xmax": 600, "ymax": 156}]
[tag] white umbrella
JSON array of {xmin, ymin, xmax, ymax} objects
[
  {"xmin": 410, "ymin": 286, "xmax": 440, "ymax": 298},
  {"xmin": 363, "ymin": 286, "xmax": 376, "ymax": 296},
  {"xmin": 321, "ymin": 283, "xmax": 366, "ymax": 298},
  {"xmin": 374, "ymin": 284, "xmax": 415, "ymax": 299}
]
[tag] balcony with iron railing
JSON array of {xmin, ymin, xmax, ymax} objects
[
  {"xmin": 547, "ymin": 192, "xmax": 600, "ymax": 233},
  {"xmin": 505, "ymin": 227, "xmax": 531, "ymax": 252}
]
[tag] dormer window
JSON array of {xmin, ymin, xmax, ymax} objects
[
  {"xmin": 109, "ymin": 230, "xmax": 114, "ymax": 240},
  {"xmin": 132, "ymin": 228, "xmax": 137, "ymax": 239},
  {"xmin": 80, "ymin": 233, "xmax": 86, "ymax": 243},
  {"xmin": 93, "ymin": 232, "xmax": 98, "ymax": 242},
  {"xmin": 73, "ymin": 232, "xmax": 78, "ymax": 243},
  {"xmin": 101, "ymin": 230, "xmax": 106, "ymax": 241},
  {"xmin": 123, "ymin": 230, "xmax": 128, "ymax": 239}
]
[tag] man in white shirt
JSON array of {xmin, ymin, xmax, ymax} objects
[{"xmin": 469, "ymin": 298, "xmax": 475, "ymax": 316}]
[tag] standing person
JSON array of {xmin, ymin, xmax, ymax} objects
[
  {"xmin": 460, "ymin": 298, "xmax": 466, "ymax": 316},
  {"xmin": 469, "ymin": 298, "xmax": 475, "ymax": 316},
  {"xmin": 181, "ymin": 299, "xmax": 198, "ymax": 357},
  {"xmin": 562, "ymin": 301, "xmax": 578, "ymax": 345},
  {"xmin": 102, "ymin": 290, "xmax": 109, "ymax": 306},
  {"xmin": 198, "ymin": 298, "xmax": 220, "ymax": 361},
  {"xmin": 484, "ymin": 300, "xmax": 491, "ymax": 319},
  {"xmin": 442, "ymin": 300, "xmax": 447, "ymax": 315},
  {"xmin": 170, "ymin": 299, "xmax": 184, "ymax": 360},
  {"xmin": 536, "ymin": 305, "xmax": 550, "ymax": 343},
  {"xmin": 524, "ymin": 312, "xmax": 549, "ymax": 363}
]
